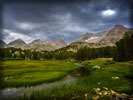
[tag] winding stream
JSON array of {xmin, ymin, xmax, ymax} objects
[{"xmin": 0, "ymin": 63, "xmax": 89, "ymax": 100}]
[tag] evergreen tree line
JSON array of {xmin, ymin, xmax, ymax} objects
[
  {"xmin": 76, "ymin": 46, "xmax": 116, "ymax": 61},
  {"xmin": 0, "ymin": 47, "xmax": 43, "ymax": 60},
  {"xmin": 0, "ymin": 31, "xmax": 132, "ymax": 61},
  {"xmin": 0, "ymin": 46, "xmax": 116, "ymax": 61},
  {"xmin": 114, "ymin": 31, "xmax": 133, "ymax": 61},
  {"xmin": 0, "ymin": 47, "xmax": 76, "ymax": 60}
]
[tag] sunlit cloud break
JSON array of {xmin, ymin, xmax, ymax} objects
[{"xmin": 102, "ymin": 9, "xmax": 116, "ymax": 16}]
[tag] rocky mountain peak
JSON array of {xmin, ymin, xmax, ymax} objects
[
  {"xmin": 8, "ymin": 38, "xmax": 26, "ymax": 46},
  {"xmin": 30, "ymin": 39, "xmax": 44, "ymax": 44},
  {"xmin": 15, "ymin": 38, "xmax": 25, "ymax": 42},
  {"xmin": 76, "ymin": 32, "xmax": 94, "ymax": 42},
  {"xmin": 107, "ymin": 24, "xmax": 128, "ymax": 35},
  {"xmin": 113, "ymin": 25, "xmax": 125, "ymax": 29},
  {"xmin": 111, "ymin": 25, "xmax": 126, "ymax": 31},
  {"xmin": 47, "ymin": 38, "xmax": 67, "ymax": 48},
  {"xmin": 84, "ymin": 32, "xmax": 93, "ymax": 36},
  {"xmin": 55, "ymin": 38, "xmax": 65, "ymax": 42},
  {"xmin": 100, "ymin": 25, "xmax": 130, "ymax": 44}
]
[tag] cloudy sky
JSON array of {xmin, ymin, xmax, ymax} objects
[{"xmin": 2, "ymin": 0, "xmax": 132, "ymax": 43}]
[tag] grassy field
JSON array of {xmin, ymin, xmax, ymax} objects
[
  {"xmin": 19, "ymin": 59, "xmax": 133, "ymax": 100},
  {"xmin": 0, "ymin": 60, "xmax": 79, "ymax": 88}
]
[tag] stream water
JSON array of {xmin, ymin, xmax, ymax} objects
[{"xmin": 0, "ymin": 63, "xmax": 90, "ymax": 100}]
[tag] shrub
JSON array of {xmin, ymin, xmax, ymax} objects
[
  {"xmin": 88, "ymin": 64, "xmax": 94, "ymax": 70},
  {"xmin": 106, "ymin": 60, "xmax": 116, "ymax": 64},
  {"xmin": 106, "ymin": 60, "xmax": 111, "ymax": 62},
  {"xmin": 124, "ymin": 73, "xmax": 133, "ymax": 79},
  {"xmin": 109, "ymin": 61, "xmax": 116, "ymax": 64},
  {"xmin": 103, "ymin": 62, "xmax": 109, "ymax": 65},
  {"xmin": 82, "ymin": 61, "xmax": 91, "ymax": 66}
]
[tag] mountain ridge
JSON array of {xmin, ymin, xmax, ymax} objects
[
  {"xmin": 76, "ymin": 25, "xmax": 131, "ymax": 44},
  {"xmin": 1, "ymin": 24, "xmax": 132, "ymax": 51}
]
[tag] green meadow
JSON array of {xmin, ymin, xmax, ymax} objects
[
  {"xmin": 0, "ymin": 60, "xmax": 79, "ymax": 88},
  {"xmin": 19, "ymin": 59, "xmax": 133, "ymax": 100},
  {"xmin": 0, "ymin": 59, "xmax": 132, "ymax": 100}
]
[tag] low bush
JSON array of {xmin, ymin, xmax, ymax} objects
[
  {"xmin": 106, "ymin": 60, "xmax": 116, "ymax": 64},
  {"xmin": 82, "ymin": 61, "xmax": 91, "ymax": 66},
  {"xmin": 103, "ymin": 62, "xmax": 109, "ymax": 65},
  {"xmin": 124, "ymin": 72, "xmax": 133, "ymax": 79}
]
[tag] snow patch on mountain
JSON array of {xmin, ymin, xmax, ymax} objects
[{"xmin": 85, "ymin": 37, "xmax": 98, "ymax": 42}]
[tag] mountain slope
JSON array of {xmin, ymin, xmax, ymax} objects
[
  {"xmin": 0, "ymin": 40, "xmax": 8, "ymax": 48},
  {"xmin": 76, "ymin": 31, "xmax": 109, "ymax": 43},
  {"xmin": 100, "ymin": 25, "xmax": 130, "ymax": 44},
  {"xmin": 76, "ymin": 32, "xmax": 94, "ymax": 42},
  {"xmin": 29, "ymin": 39, "xmax": 45, "ymax": 45},
  {"xmin": 47, "ymin": 39, "xmax": 67, "ymax": 48},
  {"xmin": 76, "ymin": 25, "xmax": 131, "ymax": 44}
]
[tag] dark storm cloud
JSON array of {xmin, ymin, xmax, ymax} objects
[{"xmin": 2, "ymin": 0, "xmax": 131, "ymax": 43}]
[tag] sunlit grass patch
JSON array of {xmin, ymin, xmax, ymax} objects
[{"xmin": 0, "ymin": 60, "xmax": 79, "ymax": 88}]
